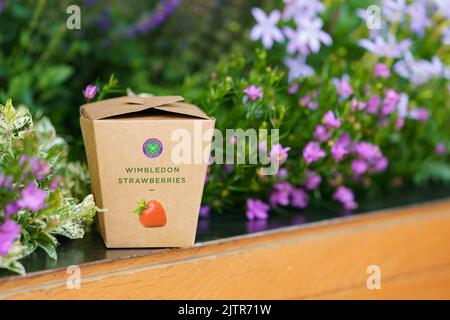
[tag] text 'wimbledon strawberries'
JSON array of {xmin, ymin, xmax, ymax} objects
[{"xmin": 134, "ymin": 199, "xmax": 167, "ymax": 227}]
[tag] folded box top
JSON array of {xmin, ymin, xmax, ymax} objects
[{"xmin": 80, "ymin": 95, "xmax": 210, "ymax": 120}]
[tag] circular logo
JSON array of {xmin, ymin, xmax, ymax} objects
[{"xmin": 143, "ymin": 138, "xmax": 163, "ymax": 158}]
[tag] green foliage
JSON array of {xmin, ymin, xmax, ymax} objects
[{"xmin": 0, "ymin": 100, "xmax": 97, "ymax": 274}]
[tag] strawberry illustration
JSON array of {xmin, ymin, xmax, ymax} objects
[{"xmin": 134, "ymin": 199, "xmax": 167, "ymax": 227}]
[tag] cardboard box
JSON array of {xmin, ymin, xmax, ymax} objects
[{"xmin": 80, "ymin": 96, "xmax": 215, "ymax": 248}]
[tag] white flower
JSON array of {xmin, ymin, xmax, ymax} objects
[
  {"xmin": 284, "ymin": 56, "xmax": 315, "ymax": 82},
  {"xmin": 250, "ymin": 8, "xmax": 284, "ymax": 49},
  {"xmin": 443, "ymin": 27, "xmax": 450, "ymax": 45},
  {"xmin": 283, "ymin": 0, "xmax": 324, "ymax": 21},
  {"xmin": 294, "ymin": 18, "xmax": 332, "ymax": 53},
  {"xmin": 394, "ymin": 51, "xmax": 445, "ymax": 85},
  {"xmin": 397, "ymin": 93, "xmax": 409, "ymax": 118},
  {"xmin": 434, "ymin": 0, "xmax": 450, "ymax": 19},
  {"xmin": 381, "ymin": 0, "xmax": 407, "ymax": 22},
  {"xmin": 283, "ymin": 26, "xmax": 310, "ymax": 56},
  {"xmin": 359, "ymin": 34, "xmax": 411, "ymax": 58}
]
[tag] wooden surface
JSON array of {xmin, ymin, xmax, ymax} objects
[{"xmin": 1, "ymin": 199, "xmax": 450, "ymax": 299}]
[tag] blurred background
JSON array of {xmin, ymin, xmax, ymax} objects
[{"xmin": 0, "ymin": 0, "xmax": 270, "ymax": 155}]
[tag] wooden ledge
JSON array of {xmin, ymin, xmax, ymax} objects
[{"xmin": 1, "ymin": 199, "xmax": 450, "ymax": 299}]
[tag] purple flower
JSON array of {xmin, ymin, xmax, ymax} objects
[
  {"xmin": 332, "ymin": 74, "xmax": 353, "ymax": 100},
  {"xmin": 30, "ymin": 157, "xmax": 51, "ymax": 181},
  {"xmin": 250, "ymin": 8, "xmax": 284, "ymax": 49},
  {"xmin": 352, "ymin": 159, "xmax": 368, "ymax": 176},
  {"xmin": 303, "ymin": 141, "xmax": 326, "ymax": 164},
  {"xmin": 331, "ymin": 134, "xmax": 352, "ymax": 162},
  {"xmin": 269, "ymin": 182, "xmax": 294, "ymax": 207},
  {"xmin": 314, "ymin": 125, "xmax": 332, "ymax": 142},
  {"xmin": 246, "ymin": 198, "xmax": 270, "ymax": 220},
  {"xmin": 288, "ymin": 83, "xmax": 300, "ymax": 95},
  {"xmin": 374, "ymin": 63, "xmax": 391, "ymax": 78},
  {"xmin": 350, "ymin": 98, "xmax": 367, "ymax": 112},
  {"xmin": 2, "ymin": 175, "xmax": 13, "ymax": 190},
  {"xmin": 269, "ymin": 143, "xmax": 291, "ymax": 165},
  {"xmin": 435, "ymin": 143, "xmax": 446, "ymax": 155},
  {"xmin": 373, "ymin": 156, "xmax": 389, "ymax": 172},
  {"xmin": 129, "ymin": 0, "xmax": 181, "ymax": 36},
  {"xmin": 291, "ymin": 188, "xmax": 309, "ymax": 209},
  {"xmin": 304, "ymin": 171, "xmax": 321, "ymax": 190},
  {"xmin": 381, "ymin": 89, "xmax": 400, "ymax": 115},
  {"xmin": 323, "ymin": 111, "xmax": 341, "ymax": 128},
  {"xmin": 367, "ymin": 95, "xmax": 382, "ymax": 114},
  {"xmin": 276, "ymin": 168, "xmax": 289, "ymax": 179},
  {"xmin": 17, "ymin": 183, "xmax": 48, "ymax": 212},
  {"xmin": 354, "ymin": 142, "xmax": 382, "ymax": 162},
  {"xmin": 0, "ymin": 219, "xmax": 21, "ymax": 257},
  {"xmin": 4, "ymin": 202, "xmax": 20, "ymax": 217},
  {"xmin": 83, "ymin": 84, "xmax": 97, "ymax": 100},
  {"xmin": 224, "ymin": 164, "xmax": 234, "ymax": 174},
  {"xmin": 243, "ymin": 85, "xmax": 263, "ymax": 101},
  {"xmin": 199, "ymin": 205, "xmax": 211, "ymax": 218},
  {"xmin": 333, "ymin": 186, "xmax": 358, "ymax": 210}
]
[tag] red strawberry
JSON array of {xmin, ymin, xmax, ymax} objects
[{"xmin": 134, "ymin": 199, "xmax": 167, "ymax": 227}]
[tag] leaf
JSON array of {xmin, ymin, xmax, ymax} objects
[
  {"xmin": 0, "ymin": 256, "xmax": 26, "ymax": 275},
  {"xmin": 38, "ymin": 242, "xmax": 58, "ymax": 260},
  {"xmin": 37, "ymin": 65, "xmax": 73, "ymax": 90}
]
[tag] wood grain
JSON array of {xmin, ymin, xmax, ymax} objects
[{"xmin": 1, "ymin": 199, "xmax": 450, "ymax": 299}]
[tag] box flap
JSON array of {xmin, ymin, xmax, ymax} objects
[{"xmin": 80, "ymin": 96, "xmax": 209, "ymax": 120}]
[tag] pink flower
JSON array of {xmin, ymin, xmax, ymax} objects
[
  {"xmin": 435, "ymin": 143, "xmax": 446, "ymax": 155},
  {"xmin": 246, "ymin": 198, "xmax": 270, "ymax": 220},
  {"xmin": 303, "ymin": 141, "xmax": 326, "ymax": 164},
  {"xmin": 304, "ymin": 171, "xmax": 321, "ymax": 190},
  {"xmin": 367, "ymin": 95, "xmax": 381, "ymax": 114},
  {"xmin": 270, "ymin": 182, "xmax": 294, "ymax": 207},
  {"xmin": 373, "ymin": 156, "xmax": 389, "ymax": 172},
  {"xmin": 243, "ymin": 85, "xmax": 263, "ymax": 101},
  {"xmin": 374, "ymin": 63, "xmax": 391, "ymax": 78},
  {"xmin": 269, "ymin": 143, "xmax": 291, "ymax": 165},
  {"xmin": 323, "ymin": 111, "xmax": 341, "ymax": 128},
  {"xmin": 314, "ymin": 125, "xmax": 332, "ymax": 142},
  {"xmin": 332, "ymin": 74, "xmax": 353, "ymax": 99},
  {"xmin": 83, "ymin": 84, "xmax": 97, "ymax": 100},
  {"xmin": 17, "ymin": 183, "xmax": 47, "ymax": 212},
  {"xmin": 333, "ymin": 186, "xmax": 357, "ymax": 210},
  {"xmin": 352, "ymin": 159, "xmax": 368, "ymax": 176},
  {"xmin": 409, "ymin": 108, "xmax": 430, "ymax": 122},
  {"xmin": 0, "ymin": 219, "xmax": 21, "ymax": 257},
  {"xmin": 276, "ymin": 168, "xmax": 289, "ymax": 179},
  {"xmin": 4, "ymin": 202, "xmax": 20, "ymax": 217},
  {"xmin": 354, "ymin": 142, "xmax": 382, "ymax": 162},
  {"xmin": 291, "ymin": 188, "xmax": 309, "ymax": 209},
  {"xmin": 382, "ymin": 89, "xmax": 400, "ymax": 115},
  {"xmin": 299, "ymin": 96, "xmax": 310, "ymax": 107},
  {"xmin": 350, "ymin": 98, "xmax": 367, "ymax": 111},
  {"xmin": 331, "ymin": 134, "xmax": 352, "ymax": 162},
  {"xmin": 30, "ymin": 157, "xmax": 51, "ymax": 181},
  {"xmin": 288, "ymin": 83, "xmax": 300, "ymax": 94},
  {"xmin": 395, "ymin": 117, "xmax": 405, "ymax": 130}
]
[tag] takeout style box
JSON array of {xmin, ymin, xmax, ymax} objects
[{"xmin": 80, "ymin": 96, "xmax": 215, "ymax": 248}]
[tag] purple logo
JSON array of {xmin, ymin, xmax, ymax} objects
[{"xmin": 143, "ymin": 138, "xmax": 163, "ymax": 158}]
